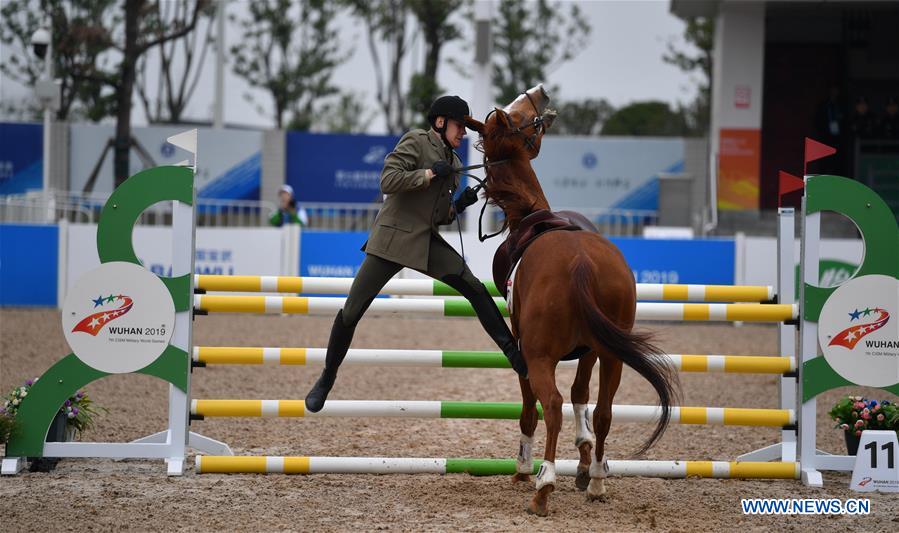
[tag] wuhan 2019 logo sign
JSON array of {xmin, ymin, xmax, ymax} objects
[
  {"xmin": 819, "ymin": 275, "xmax": 899, "ymax": 389},
  {"xmin": 63, "ymin": 263, "xmax": 175, "ymax": 374}
]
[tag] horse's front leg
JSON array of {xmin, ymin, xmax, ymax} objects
[{"xmin": 513, "ymin": 374, "xmax": 538, "ymax": 483}]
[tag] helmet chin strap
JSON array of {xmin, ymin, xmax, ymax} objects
[{"xmin": 435, "ymin": 118, "xmax": 454, "ymax": 154}]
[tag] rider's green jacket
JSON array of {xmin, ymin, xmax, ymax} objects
[{"xmin": 363, "ymin": 128, "xmax": 462, "ymax": 271}]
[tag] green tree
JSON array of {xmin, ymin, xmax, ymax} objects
[
  {"xmin": 231, "ymin": 0, "xmax": 347, "ymax": 130},
  {"xmin": 343, "ymin": 0, "xmax": 414, "ymax": 133},
  {"xmin": 600, "ymin": 101, "xmax": 687, "ymax": 137},
  {"xmin": 406, "ymin": 0, "xmax": 463, "ymax": 128},
  {"xmin": 546, "ymin": 98, "xmax": 615, "ymax": 136},
  {"xmin": 663, "ymin": 17, "xmax": 714, "ymax": 136},
  {"xmin": 0, "ymin": 0, "xmax": 119, "ymax": 121},
  {"xmin": 109, "ymin": 0, "xmax": 207, "ymax": 187},
  {"xmin": 136, "ymin": 1, "xmax": 216, "ymax": 123},
  {"xmin": 291, "ymin": 92, "xmax": 373, "ymax": 133},
  {"xmin": 492, "ymin": 0, "xmax": 590, "ymax": 104}
]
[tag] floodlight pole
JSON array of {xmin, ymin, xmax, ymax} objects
[
  {"xmin": 42, "ymin": 25, "xmax": 54, "ymax": 219},
  {"xmin": 213, "ymin": 0, "xmax": 226, "ymax": 129}
]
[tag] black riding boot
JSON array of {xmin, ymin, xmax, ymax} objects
[
  {"xmin": 305, "ymin": 310, "xmax": 356, "ymax": 412},
  {"xmin": 444, "ymin": 275, "xmax": 528, "ymax": 378}
]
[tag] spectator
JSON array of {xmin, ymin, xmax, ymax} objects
[
  {"xmin": 815, "ymin": 85, "xmax": 844, "ymax": 142},
  {"xmin": 269, "ymin": 184, "xmax": 308, "ymax": 227}
]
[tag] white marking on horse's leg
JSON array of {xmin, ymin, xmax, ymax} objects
[
  {"xmin": 535, "ymin": 461, "xmax": 556, "ymax": 491},
  {"xmin": 573, "ymin": 403, "xmax": 595, "ymax": 449},
  {"xmin": 516, "ymin": 433, "xmax": 533, "ymax": 474},
  {"xmin": 589, "ymin": 456, "xmax": 608, "ymax": 478},
  {"xmin": 586, "ymin": 456, "xmax": 609, "ymax": 500}
]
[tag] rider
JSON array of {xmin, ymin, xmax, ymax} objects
[{"xmin": 304, "ymin": 95, "xmax": 529, "ymax": 413}]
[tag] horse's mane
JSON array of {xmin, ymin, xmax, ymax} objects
[{"xmin": 481, "ymin": 125, "xmax": 550, "ymax": 231}]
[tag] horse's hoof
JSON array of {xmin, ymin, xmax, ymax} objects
[
  {"xmin": 586, "ymin": 478, "xmax": 609, "ymax": 502},
  {"xmin": 511, "ymin": 473, "xmax": 531, "ymax": 483},
  {"xmin": 586, "ymin": 491, "xmax": 610, "ymax": 503},
  {"xmin": 526, "ymin": 484, "xmax": 554, "ymax": 516},
  {"xmin": 575, "ymin": 468, "xmax": 590, "ymax": 491},
  {"xmin": 526, "ymin": 503, "xmax": 549, "ymax": 517}
]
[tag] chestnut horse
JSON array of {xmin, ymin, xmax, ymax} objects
[{"xmin": 464, "ymin": 86, "xmax": 680, "ymax": 516}]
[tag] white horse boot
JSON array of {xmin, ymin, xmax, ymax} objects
[
  {"xmin": 586, "ymin": 456, "xmax": 609, "ymax": 501},
  {"xmin": 573, "ymin": 404, "xmax": 596, "ymax": 490},
  {"xmin": 514, "ymin": 434, "xmax": 533, "ymax": 481}
]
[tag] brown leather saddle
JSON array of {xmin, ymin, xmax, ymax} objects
[
  {"xmin": 491, "ymin": 209, "xmax": 598, "ymax": 362},
  {"xmin": 492, "ymin": 209, "xmax": 597, "ymax": 299}
]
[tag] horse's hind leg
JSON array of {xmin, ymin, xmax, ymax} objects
[
  {"xmin": 525, "ymin": 359, "xmax": 563, "ymax": 517},
  {"xmin": 587, "ymin": 354, "xmax": 622, "ymax": 502},
  {"xmin": 513, "ymin": 374, "xmax": 539, "ymax": 483},
  {"xmin": 571, "ymin": 354, "xmax": 597, "ymax": 490}
]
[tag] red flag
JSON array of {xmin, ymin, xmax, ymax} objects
[
  {"xmin": 778, "ymin": 170, "xmax": 804, "ymax": 206},
  {"xmin": 804, "ymin": 137, "xmax": 837, "ymax": 175}
]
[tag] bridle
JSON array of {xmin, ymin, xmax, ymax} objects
[
  {"xmin": 464, "ymin": 91, "xmax": 551, "ymax": 241},
  {"xmin": 485, "ymin": 91, "xmax": 549, "ymax": 152}
]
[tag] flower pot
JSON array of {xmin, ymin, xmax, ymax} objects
[{"xmin": 844, "ymin": 430, "xmax": 860, "ymax": 455}]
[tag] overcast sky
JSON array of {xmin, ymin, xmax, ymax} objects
[{"xmin": 1, "ymin": 0, "xmax": 699, "ymax": 134}]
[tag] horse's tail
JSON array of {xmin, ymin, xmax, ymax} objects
[{"xmin": 570, "ymin": 256, "xmax": 681, "ymax": 456}]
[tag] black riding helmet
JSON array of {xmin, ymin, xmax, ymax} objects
[
  {"xmin": 428, "ymin": 95, "xmax": 470, "ymax": 149},
  {"xmin": 428, "ymin": 95, "xmax": 470, "ymax": 127}
]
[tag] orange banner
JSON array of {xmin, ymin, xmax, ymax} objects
[{"xmin": 718, "ymin": 129, "xmax": 760, "ymax": 210}]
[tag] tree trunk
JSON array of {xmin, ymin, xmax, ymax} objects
[{"xmin": 114, "ymin": 0, "xmax": 141, "ymax": 188}]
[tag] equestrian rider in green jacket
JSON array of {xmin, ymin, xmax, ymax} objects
[{"xmin": 304, "ymin": 95, "xmax": 529, "ymax": 413}]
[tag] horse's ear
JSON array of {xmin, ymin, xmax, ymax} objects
[
  {"xmin": 494, "ymin": 108, "xmax": 512, "ymax": 129},
  {"xmin": 464, "ymin": 116, "xmax": 484, "ymax": 134}
]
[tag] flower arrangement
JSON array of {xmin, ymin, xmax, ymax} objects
[
  {"xmin": 828, "ymin": 395, "xmax": 899, "ymax": 439},
  {"xmin": 2, "ymin": 377, "xmax": 105, "ymax": 437},
  {"xmin": 0, "ymin": 411, "xmax": 16, "ymax": 445}
]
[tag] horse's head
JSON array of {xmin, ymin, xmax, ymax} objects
[{"xmin": 465, "ymin": 84, "xmax": 557, "ymax": 160}]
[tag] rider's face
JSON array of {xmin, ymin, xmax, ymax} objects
[{"xmin": 444, "ymin": 118, "xmax": 466, "ymax": 148}]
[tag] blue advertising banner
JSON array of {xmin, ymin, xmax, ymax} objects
[
  {"xmin": 610, "ymin": 237, "xmax": 735, "ymax": 285},
  {"xmin": 300, "ymin": 231, "xmax": 369, "ymax": 277},
  {"xmin": 286, "ymin": 131, "xmax": 468, "ymax": 203},
  {"xmin": 298, "ymin": 232, "xmax": 735, "ymax": 288},
  {"xmin": 0, "ymin": 224, "xmax": 58, "ymax": 306},
  {"xmin": 0, "ymin": 122, "xmax": 42, "ymax": 195}
]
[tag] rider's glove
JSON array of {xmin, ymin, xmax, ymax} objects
[
  {"xmin": 430, "ymin": 160, "xmax": 454, "ymax": 179},
  {"xmin": 453, "ymin": 186, "xmax": 479, "ymax": 214}
]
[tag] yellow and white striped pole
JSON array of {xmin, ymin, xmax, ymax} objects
[
  {"xmin": 195, "ymin": 456, "xmax": 800, "ymax": 479},
  {"xmin": 190, "ymin": 400, "xmax": 795, "ymax": 427},
  {"xmin": 194, "ymin": 274, "xmax": 775, "ymax": 302},
  {"xmin": 193, "ymin": 295, "xmax": 798, "ymax": 322},
  {"xmin": 191, "ymin": 346, "xmax": 796, "ymax": 374}
]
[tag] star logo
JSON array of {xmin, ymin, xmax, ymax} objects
[
  {"xmin": 829, "ymin": 307, "xmax": 890, "ymax": 350},
  {"xmin": 72, "ymin": 294, "xmax": 135, "ymax": 336}
]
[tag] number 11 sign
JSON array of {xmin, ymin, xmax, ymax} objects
[{"xmin": 850, "ymin": 430, "xmax": 899, "ymax": 492}]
